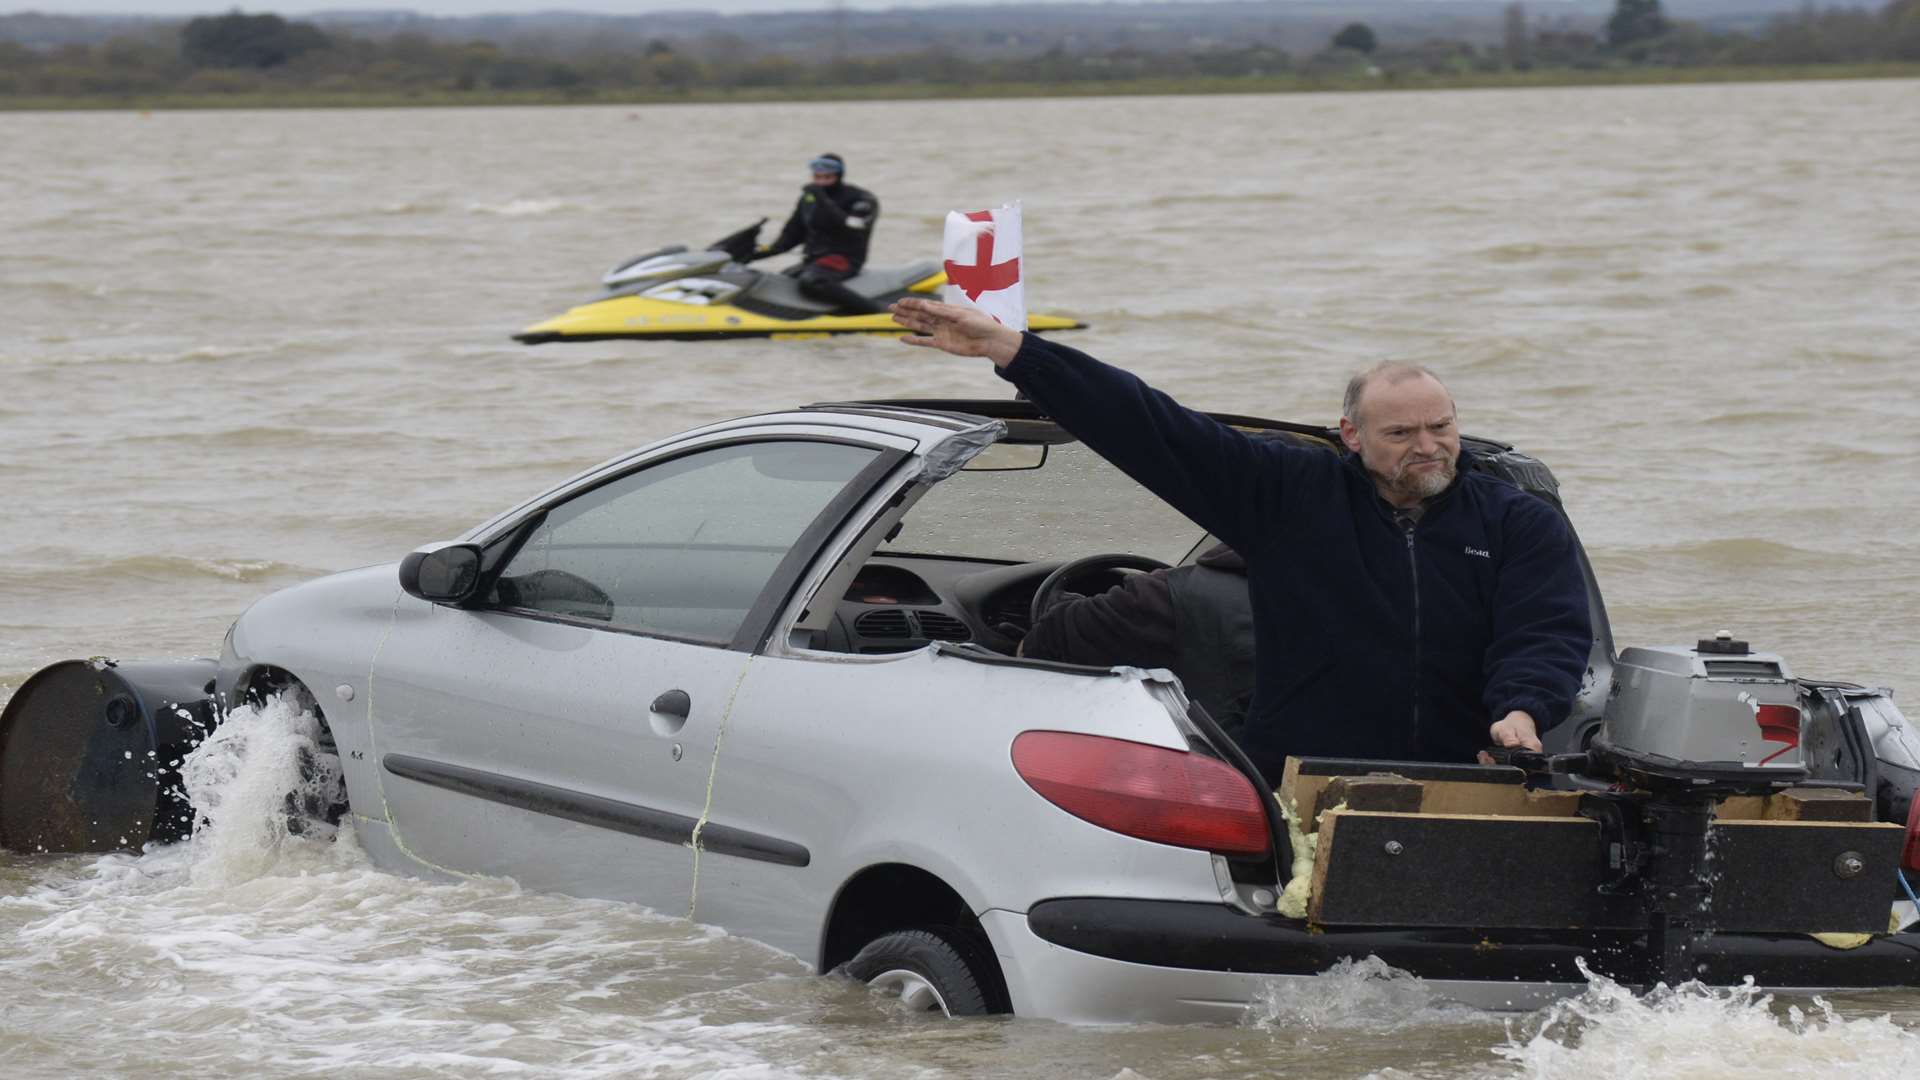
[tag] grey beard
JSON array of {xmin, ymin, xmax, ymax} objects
[{"xmin": 1389, "ymin": 458, "xmax": 1455, "ymax": 501}]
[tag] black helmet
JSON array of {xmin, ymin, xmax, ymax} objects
[{"xmin": 807, "ymin": 152, "xmax": 845, "ymax": 176}]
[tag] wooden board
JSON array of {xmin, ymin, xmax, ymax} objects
[
  {"xmin": 1311, "ymin": 775, "xmax": 1424, "ymax": 818},
  {"xmin": 1305, "ymin": 809, "xmax": 1907, "ymax": 934},
  {"xmin": 1715, "ymin": 788, "xmax": 1876, "ymax": 823},
  {"xmin": 1278, "ymin": 758, "xmax": 1873, "ymax": 832},
  {"xmin": 1706, "ymin": 819, "xmax": 1906, "ymax": 934},
  {"xmin": 1278, "ymin": 757, "xmax": 1582, "ymax": 833},
  {"xmin": 1308, "ymin": 811, "xmax": 1614, "ymax": 929}
]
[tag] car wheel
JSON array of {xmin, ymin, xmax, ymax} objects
[
  {"xmin": 285, "ymin": 740, "xmax": 347, "ymax": 837},
  {"xmin": 248, "ymin": 678, "xmax": 347, "ymax": 837},
  {"xmin": 843, "ymin": 928, "xmax": 992, "ymax": 1017}
]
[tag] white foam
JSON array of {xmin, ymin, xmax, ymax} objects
[
  {"xmin": 1248, "ymin": 955, "xmax": 1486, "ymax": 1032},
  {"xmin": 1488, "ymin": 959, "xmax": 1920, "ymax": 1079},
  {"xmin": 0, "ymin": 695, "xmax": 819, "ymax": 1076},
  {"xmin": 469, "ymin": 198, "xmax": 570, "ymax": 217},
  {"xmin": 178, "ymin": 696, "xmax": 346, "ymax": 887}
]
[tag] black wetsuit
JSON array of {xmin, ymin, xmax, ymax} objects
[{"xmin": 762, "ymin": 180, "xmax": 881, "ymax": 313}]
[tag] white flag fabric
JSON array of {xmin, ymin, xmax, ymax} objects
[{"xmin": 941, "ymin": 202, "xmax": 1025, "ymax": 330}]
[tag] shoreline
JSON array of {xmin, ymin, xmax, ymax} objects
[{"xmin": 4, "ymin": 61, "xmax": 1918, "ymax": 112}]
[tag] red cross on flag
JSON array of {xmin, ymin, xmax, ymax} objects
[{"xmin": 941, "ymin": 202, "xmax": 1025, "ymax": 330}]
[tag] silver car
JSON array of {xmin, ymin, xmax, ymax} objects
[
  {"xmin": 219, "ymin": 398, "xmax": 1309, "ymax": 1023},
  {"xmin": 18, "ymin": 398, "xmax": 1912, "ymax": 1022}
]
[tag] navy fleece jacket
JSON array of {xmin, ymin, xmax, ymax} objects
[{"xmin": 997, "ymin": 334, "xmax": 1592, "ymax": 779}]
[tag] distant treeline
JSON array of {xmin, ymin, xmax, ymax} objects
[{"xmin": 3, "ymin": 1, "xmax": 1917, "ymax": 102}]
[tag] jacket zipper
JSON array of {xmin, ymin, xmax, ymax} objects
[{"xmin": 1404, "ymin": 521, "xmax": 1421, "ymax": 750}]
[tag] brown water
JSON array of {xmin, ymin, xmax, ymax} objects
[{"xmin": 3, "ymin": 82, "xmax": 1920, "ymax": 1077}]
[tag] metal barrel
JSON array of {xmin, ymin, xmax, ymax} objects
[{"xmin": 0, "ymin": 658, "xmax": 219, "ymax": 853}]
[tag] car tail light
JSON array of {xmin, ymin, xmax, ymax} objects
[
  {"xmin": 1011, "ymin": 730, "xmax": 1270, "ymax": 857},
  {"xmin": 1903, "ymin": 793, "xmax": 1920, "ymax": 874}
]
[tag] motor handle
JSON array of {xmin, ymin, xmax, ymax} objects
[{"xmin": 1481, "ymin": 747, "xmax": 1590, "ymax": 776}]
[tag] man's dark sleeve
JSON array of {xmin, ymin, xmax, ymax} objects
[
  {"xmin": 1020, "ymin": 571, "xmax": 1178, "ymax": 671},
  {"xmin": 1482, "ymin": 497, "xmax": 1594, "ymax": 732},
  {"xmin": 997, "ymin": 334, "xmax": 1285, "ymax": 554},
  {"xmin": 851, "ymin": 191, "xmax": 878, "ymax": 230},
  {"xmin": 762, "ymin": 197, "xmax": 807, "ymax": 257},
  {"xmin": 806, "ymin": 188, "xmax": 877, "ymax": 231}
]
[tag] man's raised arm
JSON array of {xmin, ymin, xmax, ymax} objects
[{"xmin": 891, "ymin": 298, "xmax": 1281, "ymax": 552}]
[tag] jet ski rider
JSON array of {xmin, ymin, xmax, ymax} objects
[
  {"xmin": 747, "ymin": 153, "xmax": 883, "ymax": 314},
  {"xmin": 891, "ymin": 297, "xmax": 1595, "ymax": 783}
]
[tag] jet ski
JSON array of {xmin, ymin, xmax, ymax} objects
[{"xmin": 514, "ymin": 220, "xmax": 1087, "ymax": 344}]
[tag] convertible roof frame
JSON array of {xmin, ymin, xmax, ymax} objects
[{"xmin": 809, "ymin": 398, "xmax": 1517, "ymax": 456}]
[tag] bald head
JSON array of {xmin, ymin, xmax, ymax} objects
[
  {"xmin": 1337, "ymin": 362, "xmax": 1463, "ymax": 508},
  {"xmin": 1342, "ymin": 361, "xmax": 1454, "ymax": 430}
]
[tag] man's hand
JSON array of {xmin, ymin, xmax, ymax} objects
[
  {"xmin": 1488, "ymin": 710, "xmax": 1542, "ymax": 753},
  {"xmin": 891, "ymin": 297, "xmax": 1023, "ymax": 368}
]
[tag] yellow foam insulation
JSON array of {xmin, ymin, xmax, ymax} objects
[{"xmin": 1275, "ymin": 795, "xmax": 1342, "ymax": 920}]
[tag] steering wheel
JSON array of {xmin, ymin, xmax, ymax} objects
[{"xmin": 1030, "ymin": 553, "xmax": 1173, "ymax": 625}]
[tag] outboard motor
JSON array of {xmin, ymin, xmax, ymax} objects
[
  {"xmin": 1596, "ymin": 632, "xmax": 1807, "ymax": 787},
  {"xmin": 0, "ymin": 658, "xmax": 218, "ymax": 853},
  {"xmin": 1509, "ymin": 632, "xmax": 1836, "ymax": 985}
]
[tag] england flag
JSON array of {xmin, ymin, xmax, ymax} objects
[{"xmin": 941, "ymin": 202, "xmax": 1025, "ymax": 330}]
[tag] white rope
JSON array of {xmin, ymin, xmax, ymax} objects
[{"xmin": 686, "ymin": 660, "xmax": 754, "ymax": 921}]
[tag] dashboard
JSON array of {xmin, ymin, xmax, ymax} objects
[{"xmin": 823, "ymin": 555, "xmax": 1064, "ymax": 656}]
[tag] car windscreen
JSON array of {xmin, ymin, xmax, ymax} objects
[{"xmin": 881, "ymin": 438, "xmax": 1211, "ymax": 565}]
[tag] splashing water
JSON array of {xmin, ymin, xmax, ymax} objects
[
  {"xmin": 467, "ymin": 197, "xmax": 570, "ymax": 217},
  {"xmin": 177, "ymin": 695, "xmax": 347, "ymax": 886},
  {"xmin": 1488, "ymin": 959, "xmax": 1920, "ymax": 1079},
  {"xmin": 1248, "ymin": 956, "xmax": 1485, "ymax": 1033},
  {"xmin": 1, "ymin": 694, "xmax": 813, "ymax": 1077}
]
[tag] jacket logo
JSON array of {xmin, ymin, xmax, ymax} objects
[{"xmin": 1465, "ymin": 546, "xmax": 1491, "ymax": 559}]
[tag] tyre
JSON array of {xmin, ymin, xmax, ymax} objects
[{"xmin": 842, "ymin": 928, "xmax": 993, "ymax": 1017}]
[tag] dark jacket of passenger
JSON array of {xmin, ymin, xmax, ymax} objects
[
  {"xmin": 998, "ymin": 334, "xmax": 1593, "ymax": 781},
  {"xmin": 764, "ymin": 180, "xmax": 879, "ymax": 271},
  {"xmin": 1022, "ymin": 545, "xmax": 1254, "ymax": 730}
]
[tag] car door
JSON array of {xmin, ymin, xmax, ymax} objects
[{"xmin": 366, "ymin": 431, "xmax": 903, "ymax": 916}]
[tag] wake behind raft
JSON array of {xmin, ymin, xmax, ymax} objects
[{"xmin": 5, "ymin": 643, "xmax": 1920, "ymax": 996}]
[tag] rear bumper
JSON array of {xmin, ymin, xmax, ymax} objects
[{"xmin": 983, "ymin": 898, "xmax": 1920, "ymax": 1023}]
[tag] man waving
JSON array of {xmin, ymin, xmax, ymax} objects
[{"xmin": 891, "ymin": 297, "xmax": 1593, "ymax": 780}]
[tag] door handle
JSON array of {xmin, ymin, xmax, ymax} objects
[{"xmin": 649, "ymin": 689, "xmax": 691, "ymax": 735}]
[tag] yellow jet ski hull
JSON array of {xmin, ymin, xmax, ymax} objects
[{"xmin": 515, "ymin": 271, "xmax": 1085, "ymax": 344}]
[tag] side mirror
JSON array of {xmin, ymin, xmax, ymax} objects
[{"xmin": 399, "ymin": 542, "xmax": 482, "ymax": 605}]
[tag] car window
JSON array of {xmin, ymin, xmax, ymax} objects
[
  {"xmin": 884, "ymin": 440, "xmax": 1208, "ymax": 564},
  {"xmin": 487, "ymin": 440, "xmax": 880, "ymax": 642}
]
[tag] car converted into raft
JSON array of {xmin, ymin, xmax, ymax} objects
[{"xmin": 5, "ymin": 398, "xmax": 1920, "ymax": 1022}]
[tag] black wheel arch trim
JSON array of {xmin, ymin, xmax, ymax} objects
[
  {"xmin": 1025, "ymin": 897, "xmax": 1920, "ymax": 987},
  {"xmin": 382, "ymin": 753, "xmax": 809, "ymax": 867}
]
